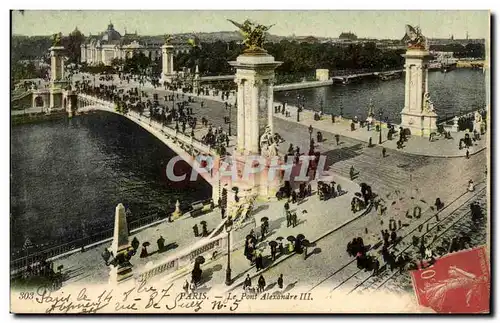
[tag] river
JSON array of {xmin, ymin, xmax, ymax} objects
[
  {"xmin": 10, "ymin": 112, "xmax": 211, "ymax": 257},
  {"xmin": 274, "ymin": 69, "xmax": 486, "ymax": 123}
]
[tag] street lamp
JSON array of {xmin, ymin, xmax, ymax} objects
[
  {"xmin": 296, "ymin": 94, "xmax": 302, "ymax": 122},
  {"xmin": 378, "ymin": 108, "xmax": 383, "ymax": 145},
  {"xmin": 224, "ymin": 217, "xmax": 233, "ymax": 286},
  {"xmin": 228, "ymin": 103, "xmax": 232, "ymax": 136}
]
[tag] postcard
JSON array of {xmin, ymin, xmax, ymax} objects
[{"xmin": 10, "ymin": 9, "xmax": 490, "ymax": 314}]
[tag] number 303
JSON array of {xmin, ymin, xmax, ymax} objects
[{"xmin": 19, "ymin": 292, "xmax": 34, "ymax": 300}]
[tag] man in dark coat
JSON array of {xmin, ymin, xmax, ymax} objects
[
  {"xmin": 292, "ymin": 211, "xmax": 298, "ymax": 227},
  {"xmin": 278, "ymin": 274, "xmax": 284, "ymax": 289},
  {"xmin": 258, "ymin": 275, "xmax": 266, "ymax": 293},
  {"xmin": 244, "ymin": 274, "xmax": 252, "ymax": 290}
]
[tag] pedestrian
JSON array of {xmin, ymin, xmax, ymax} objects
[
  {"xmin": 260, "ymin": 223, "xmax": 266, "ymax": 241},
  {"xmin": 270, "ymin": 245, "xmax": 277, "ymax": 261},
  {"xmin": 157, "ymin": 235, "xmax": 165, "ymax": 252},
  {"xmin": 383, "ymin": 229, "xmax": 390, "ymax": 245},
  {"xmin": 368, "ymin": 137, "xmax": 372, "ymax": 147},
  {"xmin": 466, "ymin": 149, "xmax": 470, "ymax": 159},
  {"xmin": 183, "ymin": 280, "xmax": 190, "ymax": 294},
  {"xmin": 258, "ymin": 275, "xmax": 266, "ymax": 293},
  {"xmin": 291, "ymin": 191, "xmax": 297, "ymax": 204},
  {"xmin": 390, "ymin": 231, "xmax": 397, "ymax": 244},
  {"xmin": 350, "ymin": 165, "xmax": 355, "ymax": 180},
  {"xmin": 292, "ymin": 211, "xmax": 298, "ymax": 227},
  {"xmin": 335, "ymin": 134, "xmax": 340, "ymax": 145},
  {"xmin": 244, "ymin": 274, "xmax": 252, "ymax": 291},
  {"xmin": 278, "ymin": 274, "xmax": 284, "ymax": 289},
  {"xmin": 382, "ymin": 147, "xmax": 386, "ymax": 158}
]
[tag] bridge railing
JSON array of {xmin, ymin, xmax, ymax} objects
[
  {"xmin": 10, "ymin": 203, "xmax": 197, "ymax": 273},
  {"xmin": 437, "ymin": 107, "xmax": 487, "ymax": 125},
  {"xmin": 78, "ymin": 93, "xmax": 219, "ymax": 156},
  {"xmin": 136, "ymin": 232, "xmax": 228, "ymax": 283},
  {"xmin": 331, "ymin": 67, "xmax": 402, "ymax": 77}
]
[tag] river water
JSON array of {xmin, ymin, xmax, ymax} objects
[
  {"xmin": 10, "ymin": 112, "xmax": 211, "ymax": 256},
  {"xmin": 274, "ymin": 69, "xmax": 486, "ymax": 123}
]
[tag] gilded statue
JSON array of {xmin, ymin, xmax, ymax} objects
[
  {"xmin": 164, "ymin": 34, "xmax": 172, "ymax": 45},
  {"xmin": 402, "ymin": 24, "xmax": 427, "ymax": 50},
  {"xmin": 227, "ymin": 19, "xmax": 275, "ymax": 53},
  {"xmin": 52, "ymin": 32, "xmax": 62, "ymax": 46}
]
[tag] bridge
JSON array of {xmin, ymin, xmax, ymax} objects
[
  {"xmin": 198, "ymin": 68, "xmax": 405, "ymax": 90},
  {"xmin": 77, "ymin": 93, "xmax": 224, "ymax": 202},
  {"xmin": 199, "ymin": 75, "xmax": 235, "ymax": 82},
  {"xmin": 331, "ymin": 69, "xmax": 404, "ymax": 84}
]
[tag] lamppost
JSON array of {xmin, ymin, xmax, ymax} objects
[
  {"xmin": 296, "ymin": 94, "xmax": 303, "ymax": 122},
  {"xmin": 228, "ymin": 103, "xmax": 233, "ymax": 136},
  {"xmin": 378, "ymin": 108, "xmax": 383, "ymax": 145},
  {"xmin": 225, "ymin": 217, "xmax": 233, "ymax": 286}
]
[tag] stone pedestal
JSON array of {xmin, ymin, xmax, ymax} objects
[
  {"xmin": 316, "ymin": 69, "xmax": 329, "ymax": 81},
  {"xmin": 193, "ymin": 65, "xmax": 201, "ymax": 93},
  {"xmin": 223, "ymin": 151, "xmax": 283, "ymax": 201},
  {"xmin": 109, "ymin": 203, "xmax": 133, "ymax": 284},
  {"xmin": 228, "ymin": 53, "xmax": 283, "ymax": 199},
  {"xmin": 400, "ymin": 48, "xmax": 438, "ymax": 137},
  {"xmin": 451, "ymin": 116, "xmax": 460, "ymax": 132},
  {"xmin": 161, "ymin": 44, "xmax": 175, "ymax": 83}
]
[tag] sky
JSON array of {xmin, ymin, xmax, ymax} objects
[{"xmin": 11, "ymin": 10, "xmax": 490, "ymax": 39}]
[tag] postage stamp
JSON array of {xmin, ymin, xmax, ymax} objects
[
  {"xmin": 9, "ymin": 9, "xmax": 491, "ymax": 314},
  {"xmin": 411, "ymin": 246, "xmax": 490, "ymax": 313}
]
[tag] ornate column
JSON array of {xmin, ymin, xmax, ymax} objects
[
  {"xmin": 236, "ymin": 79, "xmax": 246, "ymax": 152},
  {"xmin": 250, "ymin": 80, "xmax": 260, "ymax": 154},
  {"xmin": 400, "ymin": 25, "xmax": 437, "ymax": 137},
  {"xmin": 267, "ymin": 79, "xmax": 274, "ymax": 134}
]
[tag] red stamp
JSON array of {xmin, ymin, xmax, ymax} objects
[{"xmin": 410, "ymin": 246, "xmax": 490, "ymax": 313}]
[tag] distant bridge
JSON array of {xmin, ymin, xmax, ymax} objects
[
  {"xmin": 331, "ymin": 69, "xmax": 404, "ymax": 83},
  {"xmin": 199, "ymin": 69, "xmax": 405, "ymax": 90},
  {"xmin": 200, "ymin": 75, "xmax": 235, "ymax": 82}
]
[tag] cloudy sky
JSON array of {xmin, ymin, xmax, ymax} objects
[{"xmin": 12, "ymin": 10, "xmax": 489, "ymax": 39}]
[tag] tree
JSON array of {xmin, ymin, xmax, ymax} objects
[{"xmin": 63, "ymin": 28, "xmax": 85, "ymax": 64}]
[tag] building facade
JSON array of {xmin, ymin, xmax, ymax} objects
[{"xmin": 81, "ymin": 23, "xmax": 192, "ymax": 66}]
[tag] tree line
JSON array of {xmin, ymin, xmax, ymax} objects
[{"xmin": 429, "ymin": 43, "xmax": 485, "ymax": 59}]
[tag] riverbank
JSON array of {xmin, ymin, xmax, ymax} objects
[
  {"xmin": 11, "ymin": 110, "xmax": 68, "ymax": 126},
  {"xmin": 456, "ymin": 60, "xmax": 485, "ymax": 68}
]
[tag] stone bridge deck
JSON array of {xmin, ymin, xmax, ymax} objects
[{"xmin": 77, "ymin": 94, "xmax": 231, "ymax": 201}]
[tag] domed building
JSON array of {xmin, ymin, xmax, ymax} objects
[{"xmin": 80, "ymin": 22, "xmax": 192, "ymax": 66}]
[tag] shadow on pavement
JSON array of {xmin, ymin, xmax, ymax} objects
[
  {"xmin": 253, "ymin": 204, "xmax": 270, "ymax": 215},
  {"xmin": 283, "ymin": 280, "xmax": 299, "ymax": 293},
  {"xmin": 200, "ymin": 263, "xmax": 223, "ymax": 286},
  {"xmin": 322, "ymin": 143, "xmax": 364, "ymax": 166}
]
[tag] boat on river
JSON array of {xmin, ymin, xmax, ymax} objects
[{"xmin": 379, "ymin": 71, "xmax": 402, "ymax": 81}]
